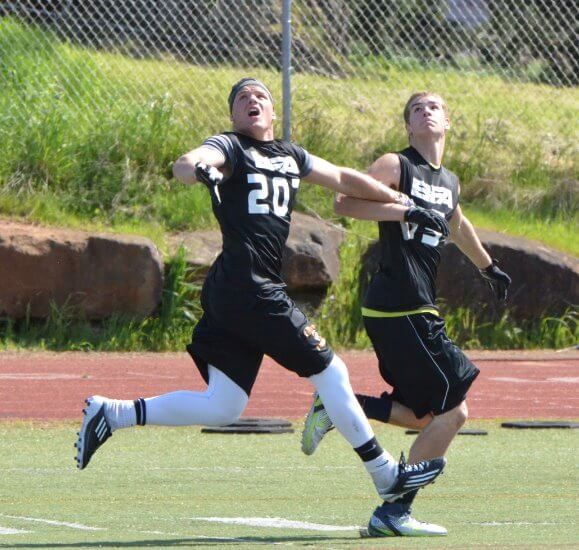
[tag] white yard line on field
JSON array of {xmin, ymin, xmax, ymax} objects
[
  {"xmin": 0, "ymin": 526, "xmax": 31, "ymax": 535},
  {"xmin": 474, "ymin": 521, "xmax": 560, "ymax": 526},
  {"xmin": 190, "ymin": 517, "xmax": 359, "ymax": 531},
  {"xmin": 151, "ymin": 465, "xmax": 354, "ymax": 472},
  {"xmin": 0, "ymin": 514, "xmax": 105, "ymax": 531}
]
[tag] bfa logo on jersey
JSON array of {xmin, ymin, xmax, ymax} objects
[
  {"xmin": 411, "ymin": 177, "xmax": 453, "ymax": 209},
  {"xmin": 249, "ymin": 148, "xmax": 299, "ymax": 176}
]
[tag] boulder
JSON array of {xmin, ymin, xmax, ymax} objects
[
  {"xmin": 0, "ymin": 219, "xmax": 164, "ymax": 319},
  {"xmin": 362, "ymin": 228, "xmax": 578, "ymax": 321},
  {"xmin": 168, "ymin": 211, "xmax": 345, "ymax": 290},
  {"xmin": 438, "ymin": 229, "xmax": 579, "ymax": 319}
]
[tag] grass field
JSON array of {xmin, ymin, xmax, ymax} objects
[{"xmin": 0, "ymin": 420, "xmax": 577, "ymax": 548}]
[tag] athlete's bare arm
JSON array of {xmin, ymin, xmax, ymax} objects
[
  {"xmin": 366, "ymin": 153, "xmax": 402, "ymax": 190},
  {"xmin": 173, "ymin": 146, "xmax": 230, "ymax": 185},
  {"xmin": 305, "ymin": 155, "xmax": 405, "ymax": 204},
  {"xmin": 334, "ymin": 195, "xmax": 409, "ymax": 221},
  {"xmin": 449, "ymin": 205, "xmax": 492, "ymax": 269},
  {"xmin": 332, "ymin": 152, "xmax": 409, "ymax": 220}
]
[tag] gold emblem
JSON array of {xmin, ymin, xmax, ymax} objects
[{"xmin": 303, "ymin": 324, "xmax": 327, "ymax": 351}]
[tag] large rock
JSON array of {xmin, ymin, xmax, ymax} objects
[
  {"xmin": 0, "ymin": 219, "xmax": 164, "ymax": 319},
  {"xmin": 168, "ymin": 211, "xmax": 345, "ymax": 290},
  {"xmin": 438, "ymin": 229, "xmax": 579, "ymax": 319},
  {"xmin": 362, "ymin": 229, "xmax": 578, "ymax": 321}
]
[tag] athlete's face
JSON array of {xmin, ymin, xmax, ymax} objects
[
  {"xmin": 230, "ymin": 85, "xmax": 276, "ymax": 139},
  {"xmin": 406, "ymin": 95, "xmax": 450, "ymax": 139}
]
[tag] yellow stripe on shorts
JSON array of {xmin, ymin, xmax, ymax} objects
[{"xmin": 361, "ymin": 306, "xmax": 440, "ymax": 318}]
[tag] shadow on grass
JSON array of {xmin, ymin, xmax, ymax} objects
[{"xmin": 0, "ymin": 534, "xmax": 359, "ymax": 548}]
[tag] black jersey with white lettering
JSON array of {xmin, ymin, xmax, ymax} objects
[
  {"xmin": 364, "ymin": 146, "xmax": 459, "ymax": 312},
  {"xmin": 201, "ymin": 132, "xmax": 312, "ymax": 290}
]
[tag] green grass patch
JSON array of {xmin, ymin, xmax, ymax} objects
[
  {"xmin": 0, "ymin": 420, "xmax": 577, "ymax": 547},
  {"xmin": 463, "ymin": 206, "xmax": 578, "ymax": 257},
  {"xmin": 0, "ymin": 19, "xmax": 577, "ymax": 237}
]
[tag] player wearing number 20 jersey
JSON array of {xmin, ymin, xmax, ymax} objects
[
  {"xmin": 201, "ymin": 131, "xmax": 311, "ymax": 290},
  {"xmin": 187, "ymin": 131, "xmax": 334, "ymax": 395}
]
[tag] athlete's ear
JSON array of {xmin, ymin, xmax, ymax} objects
[
  {"xmin": 444, "ymin": 117, "xmax": 451, "ymax": 131},
  {"xmin": 272, "ymin": 109, "xmax": 277, "ymax": 120}
]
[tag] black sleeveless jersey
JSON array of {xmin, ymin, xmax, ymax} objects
[
  {"xmin": 363, "ymin": 146, "xmax": 459, "ymax": 312},
  {"xmin": 201, "ymin": 132, "xmax": 313, "ymax": 290}
]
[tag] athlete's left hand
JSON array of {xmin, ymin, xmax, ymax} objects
[{"xmin": 479, "ymin": 260, "xmax": 511, "ymax": 301}]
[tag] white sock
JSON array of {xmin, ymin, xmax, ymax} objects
[
  {"xmin": 364, "ymin": 453, "xmax": 398, "ymax": 494},
  {"xmin": 104, "ymin": 399, "xmax": 137, "ymax": 431}
]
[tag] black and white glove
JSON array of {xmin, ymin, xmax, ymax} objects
[
  {"xmin": 479, "ymin": 259, "xmax": 511, "ymax": 302},
  {"xmin": 194, "ymin": 162, "xmax": 223, "ymax": 187},
  {"xmin": 404, "ymin": 206, "xmax": 450, "ymax": 238}
]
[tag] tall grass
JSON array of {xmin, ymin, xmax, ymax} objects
[
  {"xmin": 0, "ymin": 20, "xmax": 577, "ymax": 350},
  {"xmin": 1, "ymin": 19, "xmax": 577, "ymax": 240}
]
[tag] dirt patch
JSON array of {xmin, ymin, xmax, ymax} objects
[{"xmin": 0, "ymin": 350, "xmax": 577, "ymax": 420}]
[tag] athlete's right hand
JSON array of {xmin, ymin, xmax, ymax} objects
[
  {"xmin": 404, "ymin": 207, "xmax": 450, "ymax": 237},
  {"xmin": 194, "ymin": 162, "xmax": 223, "ymax": 187}
]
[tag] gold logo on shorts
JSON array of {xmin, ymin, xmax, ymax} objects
[{"xmin": 304, "ymin": 324, "xmax": 327, "ymax": 351}]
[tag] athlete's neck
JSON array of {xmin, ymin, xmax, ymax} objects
[
  {"xmin": 235, "ymin": 127, "xmax": 275, "ymax": 142},
  {"xmin": 409, "ymin": 136, "xmax": 445, "ymax": 169}
]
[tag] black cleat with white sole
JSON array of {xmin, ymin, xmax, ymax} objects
[
  {"xmin": 380, "ymin": 453, "xmax": 446, "ymax": 501},
  {"xmin": 75, "ymin": 395, "xmax": 112, "ymax": 470}
]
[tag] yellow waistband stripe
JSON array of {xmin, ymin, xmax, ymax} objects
[{"xmin": 362, "ymin": 306, "xmax": 440, "ymax": 318}]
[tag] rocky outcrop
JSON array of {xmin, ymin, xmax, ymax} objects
[
  {"xmin": 168, "ymin": 212, "xmax": 345, "ymax": 290},
  {"xmin": 2, "ymin": 217, "xmax": 575, "ymax": 323},
  {"xmin": 362, "ymin": 228, "xmax": 578, "ymax": 320},
  {"xmin": 0, "ymin": 220, "xmax": 164, "ymax": 319},
  {"xmin": 437, "ymin": 229, "xmax": 579, "ymax": 319}
]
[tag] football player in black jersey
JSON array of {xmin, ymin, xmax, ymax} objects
[
  {"xmin": 302, "ymin": 92, "xmax": 511, "ymax": 537},
  {"xmin": 75, "ymin": 79, "xmax": 448, "ymax": 510}
]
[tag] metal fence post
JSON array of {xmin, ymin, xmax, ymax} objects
[{"xmin": 282, "ymin": 0, "xmax": 292, "ymax": 142}]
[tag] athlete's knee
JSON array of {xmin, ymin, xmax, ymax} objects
[
  {"xmin": 457, "ymin": 401, "xmax": 469, "ymax": 425},
  {"xmin": 202, "ymin": 394, "xmax": 248, "ymax": 426},
  {"xmin": 446, "ymin": 401, "xmax": 468, "ymax": 429},
  {"xmin": 413, "ymin": 412, "xmax": 434, "ymax": 430}
]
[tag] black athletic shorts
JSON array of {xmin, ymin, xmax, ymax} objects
[
  {"xmin": 187, "ymin": 284, "xmax": 334, "ymax": 396},
  {"xmin": 363, "ymin": 313, "xmax": 479, "ymax": 418}
]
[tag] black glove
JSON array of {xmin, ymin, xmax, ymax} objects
[
  {"xmin": 479, "ymin": 259, "xmax": 511, "ymax": 302},
  {"xmin": 404, "ymin": 206, "xmax": 450, "ymax": 237},
  {"xmin": 194, "ymin": 162, "xmax": 223, "ymax": 187}
]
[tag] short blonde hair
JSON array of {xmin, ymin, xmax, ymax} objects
[{"xmin": 403, "ymin": 92, "xmax": 449, "ymax": 124}]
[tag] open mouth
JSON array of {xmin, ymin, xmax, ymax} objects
[{"xmin": 248, "ymin": 107, "xmax": 260, "ymax": 117}]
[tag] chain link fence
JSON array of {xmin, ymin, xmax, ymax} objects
[{"xmin": 1, "ymin": 0, "xmax": 577, "ymax": 151}]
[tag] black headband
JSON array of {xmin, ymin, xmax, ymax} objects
[{"xmin": 228, "ymin": 78, "xmax": 273, "ymax": 113}]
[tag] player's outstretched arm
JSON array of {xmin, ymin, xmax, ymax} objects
[
  {"xmin": 173, "ymin": 146, "xmax": 227, "ymax": 185},
  {"xmin": 335, "ymin": 195, "xmax": 450, "ymax": 236},
  {"xmin": 449, "ymin": 205, "xmax": 511, "ymax": 301},
  {"xmin": 334, "ymin": 194, "xmax": 409, "ymax": 221},
  {"xmin": 305, "ymin": 155, "xmax": 404, "ymax": 203}
]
